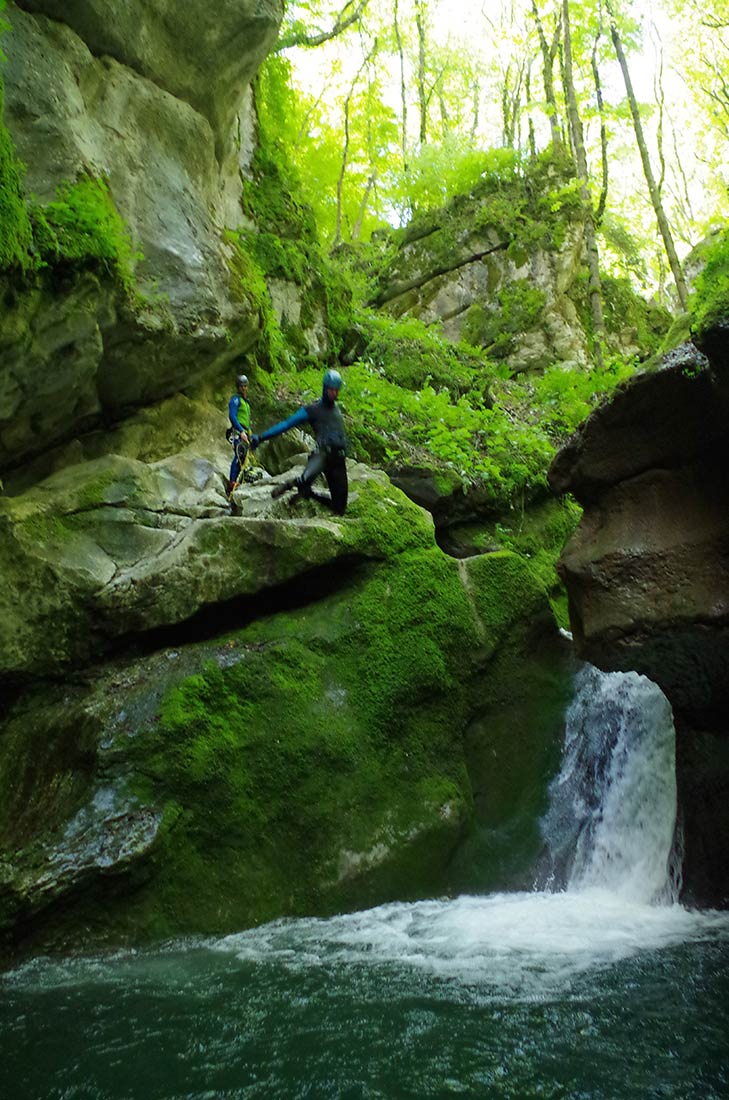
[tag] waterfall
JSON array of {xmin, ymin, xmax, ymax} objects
[{"xmin": 541, "ymin": 664, "xmax": 682, "ymax": 904}]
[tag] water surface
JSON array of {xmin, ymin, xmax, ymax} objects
[{"xmin": 4, "ymin": 667, "xmax": 728, "ymax": 1099}]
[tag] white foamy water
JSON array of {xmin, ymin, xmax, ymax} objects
[
  {"xmin": 215, "ymin": 889, "xmax": 729, "ymax": 998},
  {"xmin": 6, "ymin": 666, "xmax": 729, "ymax": 1005},
  {"xmin": 212, "ymin": 666, "xmax": 729, "ymax": 996},
  {"xmin": 542, "ymin": 665, "xmax": 681, "ymax": 902}
]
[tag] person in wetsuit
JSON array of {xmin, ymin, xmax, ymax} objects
[
  {"xmin": 251, "ymin": 369, "xmax": 348, "ymax": 515},
  {"xmin": 227, "ymin": 373, "xmax": 251, "ymax": 494}
]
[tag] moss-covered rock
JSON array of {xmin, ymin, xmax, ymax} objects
[
  {"xmin": 0, "ymin": 66, "xmax": 32, "ymax": 270},
  {"xmin": 689, "ymin": 228, "xmax": 729, "ymax": 345},
  {"xmin": 371, "ymin": 150, "xmax": 593, "ymax": 373},
  {"xmin": 0, "ymin": 451, "xmax": 436, "ymax": 678},
  {"xmin": 0, "ymin": 536, "xmax": 572, "ymax": 955}
]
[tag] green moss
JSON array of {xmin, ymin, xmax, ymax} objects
[
  {"xmin": 32, "ymin": 177, "xmax": 140, "ymax": 292},
  {"xmin": 226, "ymin": 229, "xmax": 290, "ymax": 371},
  {"xmin": 101, "ymin": 547, "xmax": 558, "ymax": 936},
  {"xmin": 449, "ymin": 628, "xmax": 574, "ymax": 892},
  {"xmin": 342, "ymin": 550, "xmax": 481, "ymax": 734},
  {"xmin": 689, "ymin": 228, "xmax": 729, "ymax": 337},
  {"xmin": 342, "ymin": 473, "xmax": 435, "ymax": 558},
  {"xmin": 112, "ymin": 554, "xmax": 482, "ymax": 930},
  {"xmin": 0, "ymin": 62, "xmax": 33, "ymax": 271},
  {"xmin": 601, "ymin": 273, "xmax": 671, "ymax": 354},
  {"xmin": 490, "ymin": 496, "xmax": 581, "ymax": 590},
  {"xmin": 235, "ymin": 56, "xmax": 354, "ymax": 363},
  {"xmin": 462, "ymin": 550, "xmax": 550, "ymax": 654},
  {"xmin": 462, "ymin": 280, "xmax": 547, "ymax": 358}
]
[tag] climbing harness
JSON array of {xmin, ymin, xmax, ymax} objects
[{"xmin": 227, "ymin": 435, "xmax": 251, "ymax": 499}]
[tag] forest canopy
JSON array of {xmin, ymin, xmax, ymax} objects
[{"xmin": 273, "ymin": 0, "xmax": 727, "ymax": 306}]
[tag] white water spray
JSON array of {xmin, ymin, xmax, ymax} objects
[
  {"xmin": 11, "ymin": 666, "xmax": 728, "ymax": 1000},
  {"xmin": 208, "ymin": 665, "xmax": 729, "ymax": 993},
  {"xmin": 541, "ymin": 664, "xmax": 681, "ymax": 903}
]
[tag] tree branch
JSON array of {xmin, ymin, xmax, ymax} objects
[{"xmin": 276, "ymin": 0, "xmax": 372, "ymax": 51}]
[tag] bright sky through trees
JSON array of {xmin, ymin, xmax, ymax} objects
[{"xmin": 281, "ymin": 0, "xmax": 727, "ymax": 292}]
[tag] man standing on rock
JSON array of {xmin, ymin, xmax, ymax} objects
[
  {"xmin": 227, "ymin": 373, "xmax": 252, "ymax": 495},
  {"xmin": 251, "ymin": 369, "xmax": 348, "ymax": 515}
]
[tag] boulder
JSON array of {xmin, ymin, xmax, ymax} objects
[
  {"xmin": 15, "ymin": 0, "xmax": 283, "ymax": 153},
  {"xmin": 549, "ymin": 344, "xmax": 729, "ymax": 724},
  {"xmin": 0, "ymin": 271, "xmax": 260, "ymax": 470},
  {"xmin": 373, "ymin": 210, "xmax": 589, "ymax": 375}
]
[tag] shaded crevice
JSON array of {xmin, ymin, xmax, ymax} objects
[
  {"xmin": 435, "ymin": 301, "xmax": 474, "ymax": 325},
  {"xmin": 0, "ymin": 556, "xmax": 373, "ymax": 698},
  {"xmin": 104, "ymin": 554, "xmax": 371, "ymax": 660}
]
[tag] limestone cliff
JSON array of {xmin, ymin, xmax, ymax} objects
[
  {"xmin": 0, "ymin": 0, "xmax": 282, "ymax": 468},
  {"xmin": 370, "ymin": 155, "xmax": 668, "ymax": 376},
  {"xmin": 549, "ymin": 337, "xmax": 729, "ymax": 906}
]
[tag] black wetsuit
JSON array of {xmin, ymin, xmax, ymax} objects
[{"xmin": 256, "ymin": 396, "xmax": 348, "ymax": 514}]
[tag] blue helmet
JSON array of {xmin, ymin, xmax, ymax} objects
[{"xmin": 322, "ymin": 369, "xmax": 343, "ymax": 394}]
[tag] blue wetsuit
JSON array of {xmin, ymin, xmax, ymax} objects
[
  {"xmin": 228, "ymin": 393, "xmax": 251, "ymax": 484},
  {"xmin": 256, "ymin": 395, "xmax": 348, "ymax": 514}
]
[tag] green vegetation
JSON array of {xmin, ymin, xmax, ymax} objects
[
  {"xmin": 228, "ymin": 55, "xmax": 354, "ymax": 371},
  {"xmin": 601, "ymin": 274, "xmax": 672, "ymax": 351},
  {"xmin": 263, "ymin": 317, "xmax": 636, "ymax": 515},
  {"xmin": 31, "ymin": 178, "xmax": 140, "ymax": 291},
  {"xmin": 94, "ymin": 542, "xmax": 567, "ymax": 938},
  {"xmin": 689, "ymin": 229, "xmax": 729, "ymax": 337},
  {"xmin": 236, "ymin": 121, "xmax": 641, "ymax": 514},
  {"xmin": 0, "ymin": 4, "xmax": 33, "ymax": 270},
  {"xmin": 353, "ymin": 311, "xmax": 487, "ymax": 393},
  {"xmin": 463, "ymin": 281, "xmax": 547, "ymax": 358}
]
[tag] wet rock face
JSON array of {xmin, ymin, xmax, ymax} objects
[
  {"xmin": 549, "ymin": 342, "xmax": 729, "ymax": 729},
  {"xmin": 0, "ymin": 1, "xmax": 283, "ymax": 469},
  {"xmin": 549, "ymin": 337, "xmax": 729, "ymax": 906},
  {"xmin": 3, "ymin": 1, "xmax": 282, "ymax": 302}
]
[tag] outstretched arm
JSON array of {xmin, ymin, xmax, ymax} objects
[{"xmin": 254, "ymin": 407, "xmax": 309, "ymax": 446}]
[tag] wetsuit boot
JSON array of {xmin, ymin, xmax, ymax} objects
[{"xmin": 271, "ymin": 478, "xmax": 298, "ymax": 500}]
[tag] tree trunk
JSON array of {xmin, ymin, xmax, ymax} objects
[
  {"xmin": 501, "ymin": 60, "xmax": 524, "ymax": 148},
  {"xmin": 438, "ymin": 88, "xmax": 450, "ymax": 140},
  {"xmin": 352, "ymin": 171, "xmax": 377, "ymax": 241},
  {"xmin": 562, "ymin": 0, "xmax": 605, "ymax": 363},
  {"xmin": 608, "ymin": 10, "xmax": 689, "ymax": 310},
  {"xmin": 415, "ymin": 0, "xmax": 428, "ymax": 143},
  {"xmin": 526, "ymin": 64, "xmax": 537, "ymax": 158},
  {"xmin": 530, "ymin": 0, "xmax": 563, "ymax": 149},
  {"xmin": 333, "ymin": 93, "xmax": 352, "ymax": 247},
  {"xmin": 334, "ymin": 50, "xmax": 373, "ymax": 246},
  {"xmin": 470, "ymin": 78, "xmax": 481, "ymax": 142},
  {"xmin": 591, "ymin": 31, "xmax": 609, "ymax": 226},
  {"xmin": 393, "ymin": 0, "xmax": 408, "ymax": 172}
]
